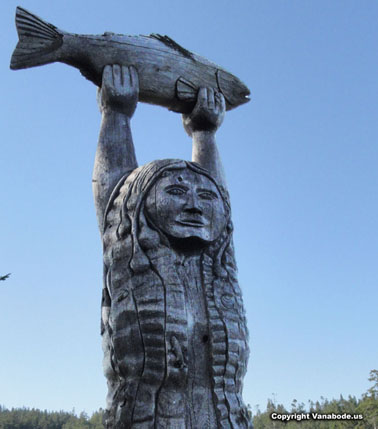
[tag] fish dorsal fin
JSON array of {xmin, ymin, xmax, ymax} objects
[
  {"xmin": 150, "ymin": 34, "xmax": 194, "ymax": 60},
  {"xmin": 176, "ymin": 77, "xmax": 197, "ymax": 102}
]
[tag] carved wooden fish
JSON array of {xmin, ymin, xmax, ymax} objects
[{"xmin": 10, "ymin": 7, "xmax": 250, "ymax": 113}]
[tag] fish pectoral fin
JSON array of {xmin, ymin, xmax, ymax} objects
[
  {"xmin": 10, "ymin": 7, "xmax": 63, "ymax": 70},
  {"xmin": 176, "ymin": 77, "xmax": 197, "ymax": 102}
]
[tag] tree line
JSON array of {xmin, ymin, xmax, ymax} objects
[
  {"xmin": 0, "ymin": 408, "xmax": 103, "ymax": 429},
  {"xmin": 251, "ymin": 370, "xmax": 378, "ymax": 428},
  {"xmin": 1, "ymin": 370, "xmax": 377, "ymax": 428}
]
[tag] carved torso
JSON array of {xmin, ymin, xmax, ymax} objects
[
  {"xmin": 176, "ymin": 253, "xmax": 217, "ymax": 428},
  {"xmin": 101, "ymin": 160, "xmax": 251, "ymax": 429}
]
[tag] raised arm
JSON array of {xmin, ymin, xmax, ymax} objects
[
  {"xmin": 182, "ymin": 87, "xmax": 227, "ymax": 190},
  {"xmin": 92, "ymin": 65, "xmax": 139, "ymax": 230}
]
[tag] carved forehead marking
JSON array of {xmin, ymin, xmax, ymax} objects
[{"xmin": 157, "ymin": 169, "xmax": 218, "ymax": 190}]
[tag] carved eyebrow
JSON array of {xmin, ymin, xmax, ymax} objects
[{"xmin": 164, "ymin": 184, "xmax": 189, "ymax": 191}]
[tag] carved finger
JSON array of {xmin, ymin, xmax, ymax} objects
[
  {"xmin": 129, "ymin": 66, "xmax": 139, "ymax": 91},
  {"xmin": 121, "ymin": 65, "xmax": 128, "ymax": 87},
  {"xmin": 102, "ymin": 65, "xmax": 113, "ymax": 88},
  {"xmin": 197, "ymin": 87, "xmax": 207, "ymax": 108},
  {"xmin": 96, "ymin": 87, "xmax": 103, "ymax": 111},
  {"xmin": 120, "ymin": 65, "xmax": 131, "ymax": 90},
  {"xmin": 112, "ymin": 64, "xmax": 122, "ymax": 87},
  {"xmin": 215, "ymin": 91, "xmax": 226, "ymax": 113},
  {"xmin": 207, "ymin": 87, "xmax": 215, "ymax": 110}
]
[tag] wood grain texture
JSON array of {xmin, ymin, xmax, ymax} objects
[
  {"xmin": 10, "ymin": 8, "xmax": 253, "ymax": 427},
  {"xmin": 10, "ymin": 7, "xmax": 250, "ymax": 113},
  {"xmin": 101, "ymin": 160, "xmax": 251, "ymax": 428}
]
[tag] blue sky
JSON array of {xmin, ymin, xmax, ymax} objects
[{"xmin": 1, "ymin": 0, "xmax": 377, "ymax": 416}]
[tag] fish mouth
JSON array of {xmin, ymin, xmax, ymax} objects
[
  {"xmin": 241, "ymin": 89, "xmax": 251, "ymax": 104},
  {"xmin": 177, "ymin": 219, "xmax": 205, "ymax": 227},
  {"xmin": 216, "ymin": 69, "xmax": 251, "ymax": 109}
]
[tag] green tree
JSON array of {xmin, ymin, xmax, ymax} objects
[
  {"xmin": 357, "ymin": 370, "xmax": 378, "ymax": 429},
  {"xmin": 89, "ymin": 409, "xmax": 104, "ymax": 429}
]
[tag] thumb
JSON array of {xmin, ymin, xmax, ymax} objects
[{"xmin": 96, "ymin": 87, "xmax": 103, "ymax": 112}]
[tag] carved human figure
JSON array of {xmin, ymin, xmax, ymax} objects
[{"xmin": 93, "ymin": 65, "xmax": 251, "ymax": 429}]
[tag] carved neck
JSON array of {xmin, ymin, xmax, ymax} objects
[{"xmin": 167, "ymin": 235, "xmax": 209, "ymax": 256}]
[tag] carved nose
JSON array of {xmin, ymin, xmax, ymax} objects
[
  {"xmin": 184, "ymin": 206, "xmax": 202, "ymax": 215},
  {"xmin": 184, "ymin": 192, "xmax": 202, "ymax": 215}
]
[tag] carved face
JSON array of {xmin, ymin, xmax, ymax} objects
[{"xmin": 145, "ymin": 169, "xmax": 227, "ymax": 243}]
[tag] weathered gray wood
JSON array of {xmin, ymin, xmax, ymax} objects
[
  {"xmin": 95, "ymin": 65, "xmax": 251, "ymax": 428},
  {"xmin": 10, "ymin": 7, "xmax": 250, "ymax": 113},
  {"xmin": 10, "ymin": 7, "xmax": 252, "ymax": 426},
  {"xmin": 101, "ymin": 161, "xmax": 251, "ymax": 429}
]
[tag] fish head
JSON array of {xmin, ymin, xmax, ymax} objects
[{"xmin": 216, "ymin": 69, "xmax": 250, "ymax": 111}]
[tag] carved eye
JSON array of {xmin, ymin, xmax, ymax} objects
[
  {"xmin": 167, "ymin": 187, "xmax": 186, "ymax": 196},
  {"xmin": 198, "ymin": 191, "xmax": 218, "ymax": 201}
]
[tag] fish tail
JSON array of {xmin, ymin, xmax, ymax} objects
[{"xmin": 10, "ymin": 7, "xmax": 63, "ymax": 70}]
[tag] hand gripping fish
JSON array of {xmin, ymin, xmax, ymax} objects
[{"xmin": 10, "ymin": 7, "xmax": 250, "ymax": 113}]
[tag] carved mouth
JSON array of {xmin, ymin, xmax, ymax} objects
[{"xmin": 177, "ymin": 219, "xmax": 204, "ymax": 227}]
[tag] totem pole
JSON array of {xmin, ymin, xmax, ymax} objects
[{"xmin": 11, "ymin": 7, "xmax": 251, "ymax": 428}]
